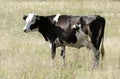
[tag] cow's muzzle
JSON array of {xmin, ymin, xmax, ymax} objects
[{"xmin": 23, "ymin": 29, "xmax": 27, "ymax": 33}]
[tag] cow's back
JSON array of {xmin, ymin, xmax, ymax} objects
[{"xmin": 47, "ymin": 15, "xmax": 80, "ymax": 31}]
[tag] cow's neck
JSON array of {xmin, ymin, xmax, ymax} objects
[{"xmin": 38, "ymin": 16, "xmax": 57, "ymax": 43}]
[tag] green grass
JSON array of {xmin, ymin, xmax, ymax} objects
[{"xmin": 0, "ymin": 0, "xmax": 120, "ymax": 79}]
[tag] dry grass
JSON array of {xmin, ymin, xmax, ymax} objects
[{"xmin": 0, "ymin": 0, "xmax": 120, "ymax": 79}]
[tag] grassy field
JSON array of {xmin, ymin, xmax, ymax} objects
[{"xmin": 0, "ymin": 0, "xmax": 120, "ymax": 79}]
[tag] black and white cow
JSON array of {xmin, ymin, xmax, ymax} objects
[{"xmin": 23, "ymin": 13, "xmax": 105, "ymax": 69}]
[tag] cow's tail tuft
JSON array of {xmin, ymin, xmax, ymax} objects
[{"xmin": 100, "ymin": 37, "xmax": 105, "ymax": 61}]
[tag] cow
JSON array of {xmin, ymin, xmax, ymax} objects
[{"xmin": 22, "ymin": 13, "xmax": 105, "ymax": 69}]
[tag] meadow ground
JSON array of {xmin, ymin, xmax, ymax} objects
[{"xmin": 0, "ymin": 0, "xmax": 120, "ymax": 79}]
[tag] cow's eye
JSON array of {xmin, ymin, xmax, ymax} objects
[{"xmin": 31, "ymin": 19, "xmax": 35, "ymax": 22}]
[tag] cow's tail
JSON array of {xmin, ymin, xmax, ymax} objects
[
  {"xmin": 100, "ymin": 16, "xmax": 105, "ymax": 61},
  {"xmin": 101, "ymin": 37, "xmax": 105, "ymax": 61}
]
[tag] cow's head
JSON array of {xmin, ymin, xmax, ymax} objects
[{"xmin": 23, "ymin": 13, "xmax": 39, "ymax": 33}]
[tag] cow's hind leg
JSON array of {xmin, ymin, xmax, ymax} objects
[
  {"xmin": 60, "ymin": 46, "xmax": 66, "ymax": 66},
  {"xmin": 93, "ymin": 49, "xmax": 100, "ymax": 69},
  {"xmin": 88, "ymin": 42, "xmax": 100, "ymax": 69},
  {"xmin": 91, "ymin": 40, "xmax": 100, "ymax": 69},
  {"xmin": 50, "ymin": 43, "xmax": 56, "ymax": 66},
  {"xmin": 93, "ymin": 39, "xmax": 105, "ymax": 69}
]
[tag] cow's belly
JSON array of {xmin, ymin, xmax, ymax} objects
[
  {"xmin": 63, "ymin": 29, "xmax": 91, "ymax": 49},
  {"xmin": 64, "ymin": 37, "xmax": 90, "ymax": 49},
  {"xmin": 55, "ymin": 36, "xmax": 91, "ymax": 49},
  {"xmin": 55, "ymin": 27, "xmax": 91, "ymax": 49}
]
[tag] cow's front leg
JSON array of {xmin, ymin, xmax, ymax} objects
[
  {"xmin": 60, "ymin": 46, "xmax": 65, "ymax": 66},
  {"xmin": 51, "ymin": 43, "xmax": 56, "ymax": 66}
]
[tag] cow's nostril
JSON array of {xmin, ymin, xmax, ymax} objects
[{"xmin": 24, "ymin": 29, "xmax": 27, "ymax": 32}]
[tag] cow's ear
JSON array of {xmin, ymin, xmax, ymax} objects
[
  {"xmin": 23, "ymin": 15, "xmax": 27, "ymax": 20},
  {"xmin": 36, "ymin": 15, "xmax": 40, "ymax": 20}
]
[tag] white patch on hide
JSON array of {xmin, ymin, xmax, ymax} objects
[
  {"xmin": 72, "ymin": 23, "xmax": 81, "ymax": 29},
  {"xmin": 75, "ymin": 24, "xmax": 87, "ymax": 40},
  {"xmin": 53, "ymin": 14, "xmax": 61, "ymax": 23},
  {"xmin": 63, "ymin": 24, "xmax": 91, "ymax": 49}
]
